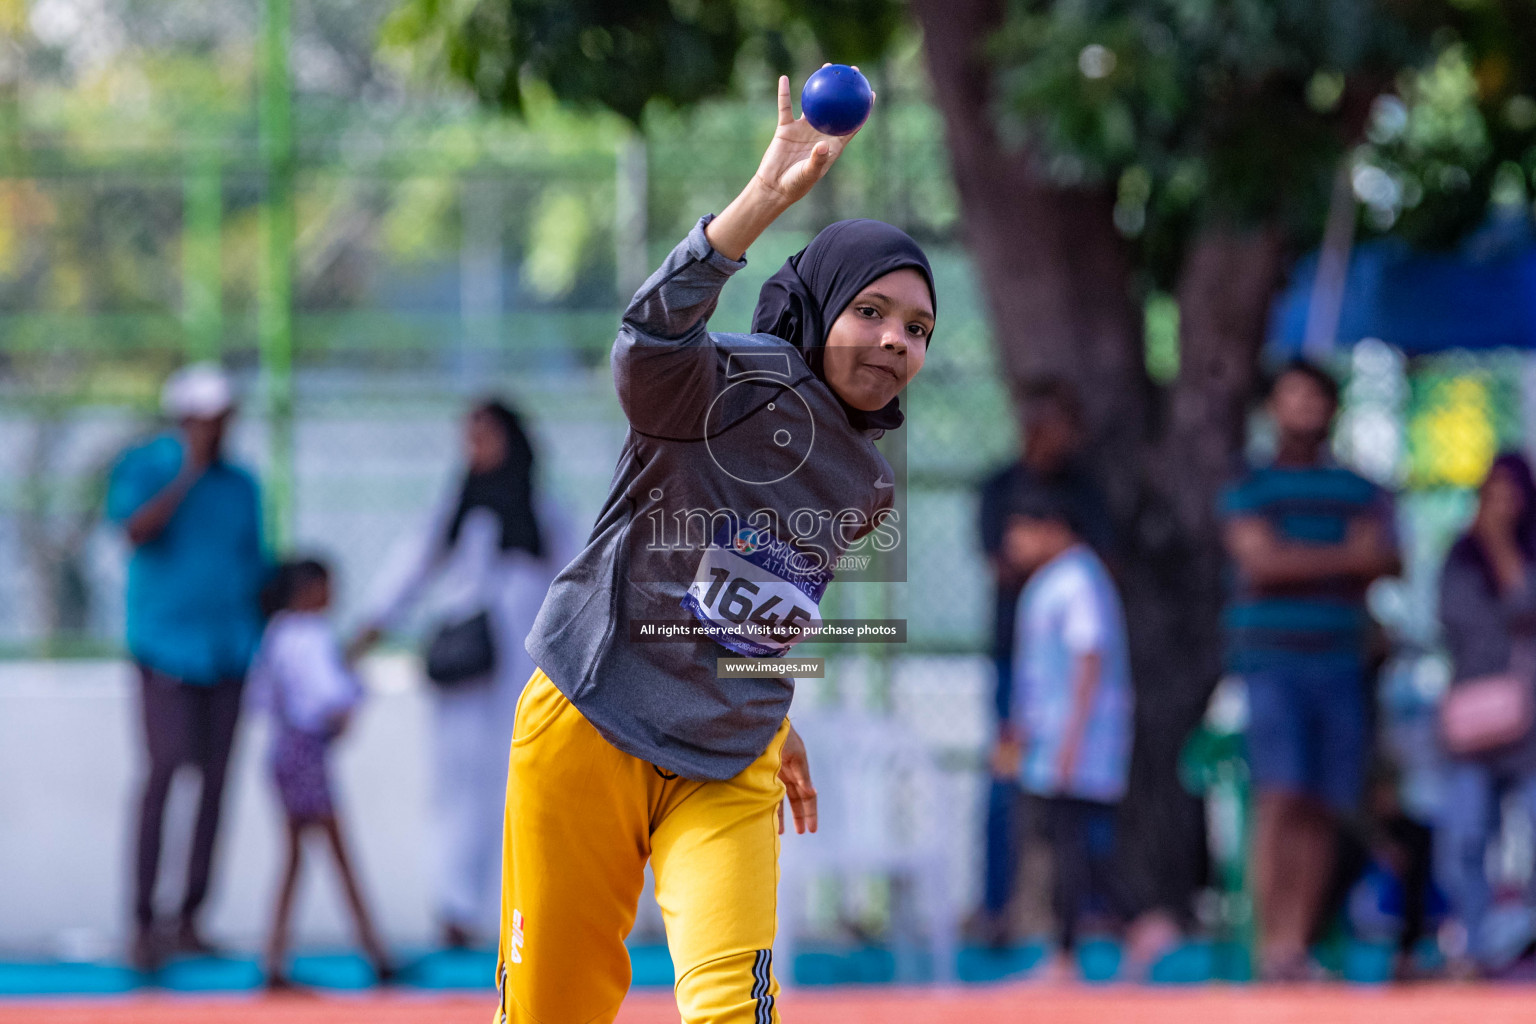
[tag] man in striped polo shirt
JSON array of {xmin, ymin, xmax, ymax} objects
[{"xmin": 1222, "ymin": 360, "xmax": 1400, "ymax": 980}]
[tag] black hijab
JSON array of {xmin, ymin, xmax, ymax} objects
[
  {"xmin": 751, "ymin": 219, "xmax": 936, "ymax": 431},
  {"xmin": 1447, "ymin": 451, "xmax": 1536, "ymax": 595},
  {"xmin": 447, "ymin": 400, "xmax": 543, "ymax": 557}
]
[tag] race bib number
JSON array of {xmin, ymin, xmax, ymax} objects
[{"xmin": 680, "ymin": 525, "xmax": 833, "ymax": 657}]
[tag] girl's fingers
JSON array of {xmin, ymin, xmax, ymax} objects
[
  {"xmin": 795, "ymin": 789, "xmax": 818, "ymax": 834},
  {"xmin": 777, "ymin": 75, "xmax": 792, "ymax": 125},
  {"xmin": 786, "ymin": 777, "xmax": 817, "ymax": 833},
  {"xmin": 777, "ymin": 738, "xmax": 816, "ymax": 834}
]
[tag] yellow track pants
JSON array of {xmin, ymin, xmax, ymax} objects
[{"xmin": 494, "ymin": 668, "xmax": 787, "ymax": 1023}]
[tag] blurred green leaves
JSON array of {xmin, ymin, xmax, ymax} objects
[
  {"xmin": 1355, "ymin": 12, "xmax": 1536, "ymax": 248},
  {"xmin": 381, "ymin": 0, "xmax": 907, "ymax": 124},
  {"xmin": 987, "ymin": 0, "xmax": 1429, "ymax": 287},
  {"xmin": 987, "ymin": 0, "xmax": 1536, "ymax": 273},
  {"xmin": 523, "ymin": 189, "xmax": 595, "ymax": 299}
]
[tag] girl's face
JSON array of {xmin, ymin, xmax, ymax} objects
[
  {"xmin": 292, "ymin": 574, "xmax": 331, "ymax": 613},
  {"xmin": 821, "ymin": 268, "xmax": 934, "ymax": 412},
  {"xmin": 1479, "ymin": 467, "xmax": 1526, "ymax": 533},
  {"xmin": 1268, "ymin": 371, "xmax": 1336, "ymax": 443},
  {"xmin": 1004, "ymin": 516, "xmax": 1073, "ymax": 573},
  {"xmin": 467, "ymin": 411, "xmax": 508, "ymax": 473}
]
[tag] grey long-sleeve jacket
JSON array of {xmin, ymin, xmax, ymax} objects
[
  {"xmin": 525, "ymin": 217, "xmax": 897, "ymax": 780},
  {"xmin": 1440, "ymin": 551, "xmax": 1536, "ymax": 684},
  {"xmin": 1439, "ymin": 546, "xmax": 1536, "ymax": 768}
]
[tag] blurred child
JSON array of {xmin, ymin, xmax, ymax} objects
[
  {"xmin": 999, "ymin": 488, "xmax": 1135, "ymax": 980},
  {"xmin": 250, "ymin": 559, "xmax": 393, "ymax": 988}
]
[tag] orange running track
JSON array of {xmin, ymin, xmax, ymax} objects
[{"xmin": 4, "ymin": 987, "xmax": 1536, "ymax": 1024}]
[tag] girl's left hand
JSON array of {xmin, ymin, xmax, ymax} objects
[
  {"xmin": 345, "ymin": 626, "xmax": 382, "ymax": 664},
  {"xmin": 777, "ymin": 722, "xmax": 818, "ymax": 835},
  {"xmin": 990, "ymin": 734, "xmax": 1024, "ymax": 780},
  {"xmin": 1054, "ymin": 736, "xmax": 1081, "ymax": 784}
]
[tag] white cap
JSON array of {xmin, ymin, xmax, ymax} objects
[{"xmin": 161, "ymin": 363, "xmax": 235, "ymax": 420}]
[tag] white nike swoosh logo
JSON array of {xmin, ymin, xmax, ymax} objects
[{"xmin": 873, "ymin": 476, "xmax": 893, "ymax": 489}]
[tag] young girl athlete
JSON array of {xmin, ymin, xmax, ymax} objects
[{"xmin": 496, "ymin": 73, "xmax": 936, "ymax": 1023}]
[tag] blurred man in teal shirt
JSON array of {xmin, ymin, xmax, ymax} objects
[
  {"xmin": 1222, "ymin": 361, "xmax": 1399, "ymax": 980},
  {"xmin": 106, "ymin": 363, "xmax": 266, "ymax": 972}
]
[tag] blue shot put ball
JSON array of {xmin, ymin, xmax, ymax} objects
[{"xmin": 800, "ymin": 65, "xmax": 873, "ymax": 137}]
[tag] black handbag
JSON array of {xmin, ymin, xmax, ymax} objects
[{"xmin": 424, "ymin": 610, "xmax": 497, "ymax": 686}]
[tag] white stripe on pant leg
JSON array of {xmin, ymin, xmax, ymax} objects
[{"xmin": 752, "ymin": 949, "xmax": 774, "ymax": 1024}]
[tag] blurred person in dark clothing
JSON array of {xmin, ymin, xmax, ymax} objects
[
  {"xmin": 1324, "ymin": 627, "xmax": 1441, "ymax": 981},
  {"xmin": 974, "ymin": 379, "xmax": 1111, "ymax": 942},
  {"xmin": 1436, "ymin": 452, "xmax": 1536, "ymax": 978},
  {"xmin": 106, "ymin": 363, "xmax": 267, "ymax": 972},
  {"xmin": 1221, "ymin": 360, "xmax": 1399, "ymax": 980},
  {"xmin": 1317, "ymin": 765, "xmax": 1438, "ymax": 981}
]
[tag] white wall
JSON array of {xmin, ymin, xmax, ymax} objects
[
  {"xmin": 0, "ymin": 654, "xmax": 993, "ymax": 960},
  {"xmin": 0, "ymin": 655, "xmax": 436, "ymax": 958}
]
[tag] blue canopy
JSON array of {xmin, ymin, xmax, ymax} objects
[{"xmin": 1269, "ymin": 219, "xmax": 1536, "ymax": 357}]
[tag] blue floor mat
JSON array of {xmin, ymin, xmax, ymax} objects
[
  {"xmin": 0, "ymin": 962, "xmax": 141, "ymax": 996},
  {"xmin": 0, "ymin": 939, "xmax": 1423, "ymax": 996}
]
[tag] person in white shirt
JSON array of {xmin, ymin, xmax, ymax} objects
[
  {"xmin": 248, "ymin": 558, "xmax": 392, "ymax": 988},
  {"xmin": 998, "ymin": 487, "xmax": 1135, "ymax": 980},
  {"xmin": 351, "ymin": 399, "xmax": 565, "ymax": 949}
]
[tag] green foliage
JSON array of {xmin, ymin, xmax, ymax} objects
[
  {"xmin": 1354, "ymin": 0, "xmax": 1536, "ymax": 247},
  {"xmin": 1355, "ymin": 46, "xmax": 1496, "ymax": 244},
  {"xmin": 993, "ymin": 1, "xmax": 1419, "ymax": 188},
  {"xmin": 1144, "ymin": 289, "xmax": 1179, "ymax": 381},
  {"xmin": 381, "ymin": 0, "xmax": 907, "ymax": 123},
  {"xmin": 989, "ymin": 0, "xmax": 1435, "ymax": 285},
  {"xmin": 990, "ymin": 0, "xmax": 1536, "ymax": 270},
  {"xmin": 523, "ymin": 189, "xmax": 597, "ymax": 298}
]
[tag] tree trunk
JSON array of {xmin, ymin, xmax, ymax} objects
[
  {"xmin": 1114, "ymin": 223, "xmax": 1290, "ymax": 915},
  {"xmin": 908, "ymin": 0, "xmax": 1149, "ymax": 486},
  {"xmin": 912, "ymin": 0, "xmax": 1292, "ymax": 921}
]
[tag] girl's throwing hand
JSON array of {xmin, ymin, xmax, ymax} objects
[{"xmin": 751, "ymin": 71, "xmax": 874, "ymax": 208}]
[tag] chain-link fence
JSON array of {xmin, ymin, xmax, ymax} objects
[
  {"xmin": 1, "ymin": 76, "xmax": 1016, "ymax": 651},
  {"xmin": 2, "ymin": 63, "xmax": 1025, "ymax": 945},
  {"xmin": 9, "ymin": 1, "xmax": 1536, "ymax": 961}
]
